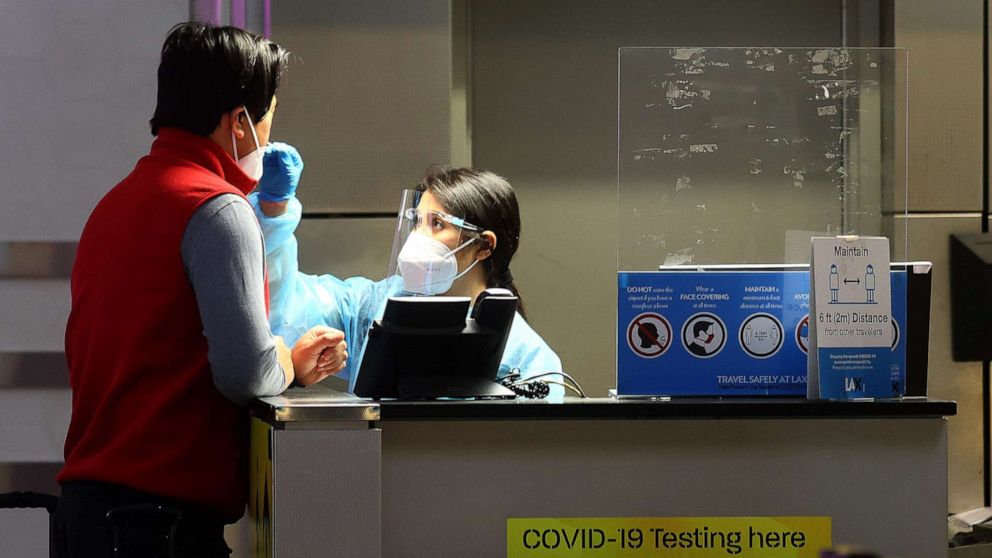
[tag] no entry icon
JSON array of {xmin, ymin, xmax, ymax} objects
[{"xmin": 627, "ymin": 313, "xmax": 673, "ymax": 359}]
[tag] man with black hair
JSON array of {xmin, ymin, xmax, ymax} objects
[
  {"xmin": 638, "ymin": 322, "xmax": 661, "ymax": 350},
  {"xmin": 55, "ymin": 22, "xmax": 346, "ymax": 557},
  {"xmin": 689, "ymin": 321, "xmax": 716, "ymax": 357}
]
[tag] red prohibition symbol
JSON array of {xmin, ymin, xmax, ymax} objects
[{"xmin": 627, "ymin": 313, "xmax": 673, "ymax": 359}]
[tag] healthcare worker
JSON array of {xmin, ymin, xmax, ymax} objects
[
  {"xmin": 251, "ymin": 155, "xmax": 565, "ymax": 396},
  {"xmin": 56, "ymin": 23, "xmax": 347, "ymax": 557}
]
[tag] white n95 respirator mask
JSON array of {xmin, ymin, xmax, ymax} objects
[
  {"xmin": 231, "ymin": 107, "xmax": 263, "ymax": 181},
  {"xmin": 397, "ymin": 231, "xmax": 480, "ymax": 295}
]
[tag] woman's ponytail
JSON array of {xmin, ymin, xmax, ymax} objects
[{"xmin": 489, "ymin": 267, "xmax": 528, "ymax": 321}]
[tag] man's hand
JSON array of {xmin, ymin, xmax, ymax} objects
[{"xmin": 291, "ymin": 326, "xmax": 348, "ymax": 386}]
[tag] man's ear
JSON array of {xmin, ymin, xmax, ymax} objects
[
  {"xmin": 476, "ymin": 231, "xmax": 497, "ymax": 261},
  {"xmin": 230, "ymin": 107, "xmax": 247, "ymax": 140}
]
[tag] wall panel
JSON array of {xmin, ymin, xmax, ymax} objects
[
  {"xmin": 270, "ymin": 0, "xmax": 452, "ymax": 213},
  {"xmin": 296, "ymin": 217, "xmax": 396, "ymax": 282},
  {"xmin": 0, "ymin": 0, "xmax": 188, "ymax": 241},
  {"xmin": 892, "ymin": 0, "xmax": 987, "ymax": 513},
  {"xmin": 0, "ymin": 281, "xmax": 70, "ymax": 353},
  {"xmin": 897, "ymin": 214, "xmax": 984, "ymax": 512},
  {"xmin": 895, "ymin": 0, "xmax": 984, "ymax": 212}
]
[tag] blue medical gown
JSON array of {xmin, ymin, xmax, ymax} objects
[{"xmin": 249, "ymin": 194, "xmax": 565, "ymax": 397}]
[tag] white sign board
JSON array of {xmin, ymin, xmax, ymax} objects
[{"xmin": 808, "ymin": 237, "xmax": 892, "ymax": 399}]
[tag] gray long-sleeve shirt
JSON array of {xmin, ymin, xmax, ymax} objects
[{"xmin": 181, "ymin": 194, "xmax": 288, "ymax": 405}]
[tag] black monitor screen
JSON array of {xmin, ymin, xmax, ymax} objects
[{"xmin": 353, "ymin": 290, "xmax": 518, "ymax": 399}]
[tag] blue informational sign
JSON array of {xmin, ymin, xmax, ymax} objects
[{"xmin": 617, "ymin": 270, "xmax": 906, "ymax": 397}]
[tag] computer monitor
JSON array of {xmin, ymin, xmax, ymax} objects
[{"xmin": 353, "ymin": 289, "xmax": 518, "ymax": 399}]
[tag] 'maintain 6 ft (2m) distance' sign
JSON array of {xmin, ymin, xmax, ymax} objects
[{"xmin": 617, "ymin": 269, "xmax": 907, "ymax": 397}]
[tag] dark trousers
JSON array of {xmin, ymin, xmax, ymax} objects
[{"xmin": 54, "ymin": 481, "xmax": 232, "ymax": 558}]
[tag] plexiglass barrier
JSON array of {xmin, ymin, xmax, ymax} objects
[{"xmin": 618, "ymin": 47, "xmax": 908, "ymax": 270}]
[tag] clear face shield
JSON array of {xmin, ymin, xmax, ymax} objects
[
  {"xmin": 386, "ymin": 189, "xmax": 422, "ymax": 277},
  {"xmin": 387, "ymin": 189, "xmax": 485, "ymax": 295}
]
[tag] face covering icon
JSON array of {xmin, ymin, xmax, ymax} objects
[
  {"xmin": 694, "ymin": 323, "xmax": 715, "ymax": 347},
  {"xmin": 397, "ymin": 231, "xmax": 479, "ymax": 295},
  {"xmin": 231, "ymin": 107, "xmax": 263, "ymax": 180}
]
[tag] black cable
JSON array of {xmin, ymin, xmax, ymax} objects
[
  {"xmin": 499, "ymin": 372, "xmax": 548, "ymax": 398},
  {"xmin": 520, "ymin": 379, "xmax": 585, "ymax": 398},
  {"xmin": 525, "ymin": 372, "xmax": 587, "ymax": 398},
  {"xmin": 500, "ymin": 369, "xmax": 588, "ymax": 399}
]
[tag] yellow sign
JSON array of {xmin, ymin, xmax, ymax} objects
[{"xmin": 507, "ymin": 517, "xmax": 830, "ymax": 557}]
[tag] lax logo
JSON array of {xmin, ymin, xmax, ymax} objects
[{"xmin": 844, "ymin": 377, "xmax": 865, "ymax": 393}]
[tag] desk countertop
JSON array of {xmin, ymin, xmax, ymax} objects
[{"xmin": 251, "ymin": 385, "xmax": 956, "ymax": 424}]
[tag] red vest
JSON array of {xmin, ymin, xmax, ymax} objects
[{"xmin": 59, "ymin": 128, "xmax": 266, "ymax": 520}]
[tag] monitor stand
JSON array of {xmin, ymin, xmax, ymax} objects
[{"xmin": 396, "ymin": 375, "xmax": 515, "ymax": 399}]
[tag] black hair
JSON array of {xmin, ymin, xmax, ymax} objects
[
  {"xmin": 149, "ymin": 22, "xmax": 289, "ymax": 136},
  {"xmin": 417, "ymin": 167, "xmax": 528, "ymax": 320},
  {"xmin": 638, "ymin": 323, "xmax": 659, "ymax": 349},
  {"xmin": 693, "ymin": 321, "xmax": 714, "ymax": 337}
]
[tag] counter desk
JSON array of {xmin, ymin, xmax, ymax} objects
[{"xmin": 249, "ymin": 386, "xmax": 955, "ymax": 558}]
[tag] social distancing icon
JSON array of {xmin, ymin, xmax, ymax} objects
[
  {"xmin": 827, "ymin": 263, "xmax": 881, "ymax": 305},
  {"xmin": 681, "ymin": 313, "xmax": 726, "ymax": 358},
  {"xmin": 739, "ymin": 313, "xmax": 784, "ymax": 359},
  {"xmin": 627, "ymin": 313, "xmax": 673, "ymax": 359}
]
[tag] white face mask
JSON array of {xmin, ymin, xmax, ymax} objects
[
  {"xmin": 397, "ymin": 231, "xmax": 479, "ymax": 295},
  {"xmin": 231, "ymin": 107, "xmax": 263, "ymax": 180}
]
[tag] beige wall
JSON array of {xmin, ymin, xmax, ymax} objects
[
  {"xmin": 270, "ymin": 0, "xmax": 453, "ymax": 213},
  {"xmin": 894, "ymin": 0, "xmax": 986, "ymax": 513}
]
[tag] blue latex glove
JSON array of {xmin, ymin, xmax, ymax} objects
[{"xmin": 257, "ymin": 142, "xmax": 304, "ymax": 202}]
